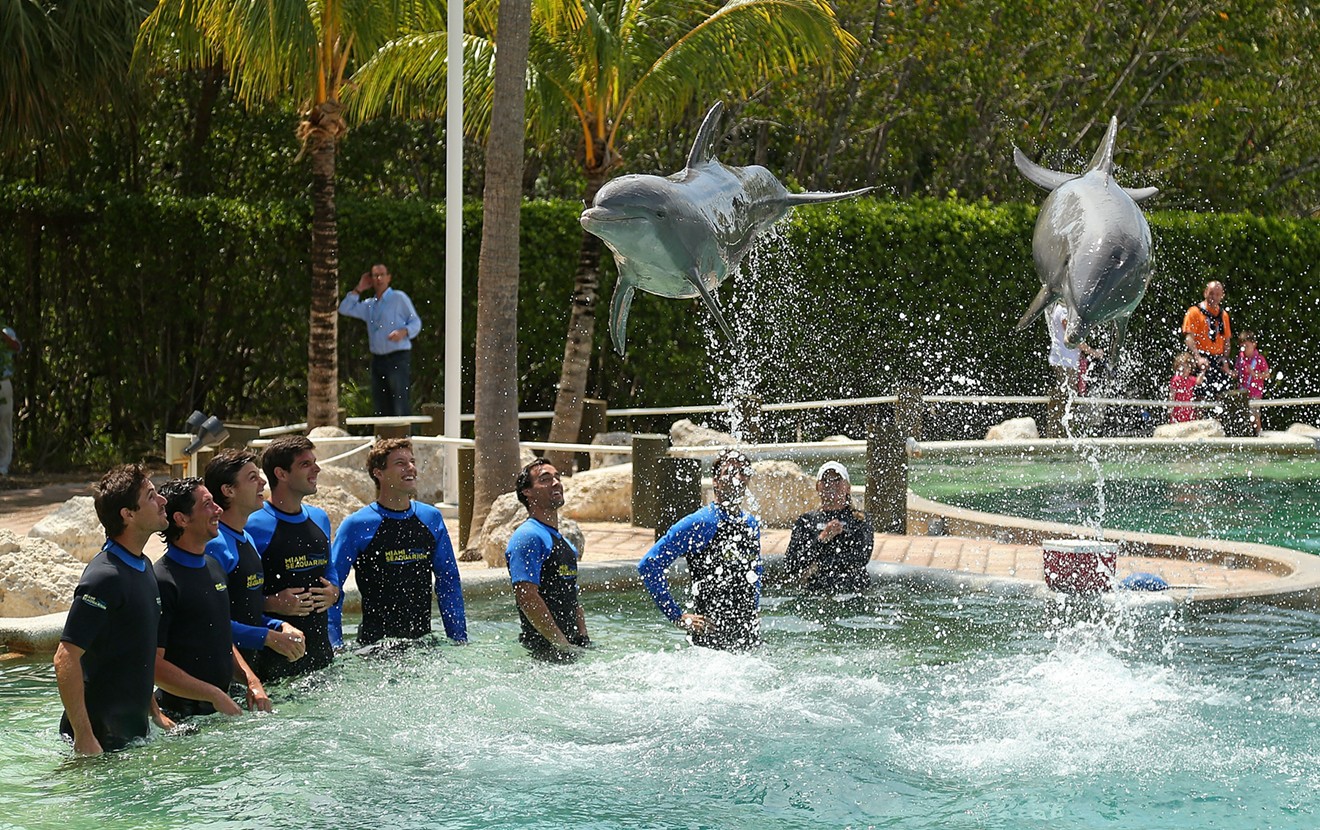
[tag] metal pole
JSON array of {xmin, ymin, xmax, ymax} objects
[{"xmin": 443, "ymin": 1, "xmax": 463, "ymax": 505}]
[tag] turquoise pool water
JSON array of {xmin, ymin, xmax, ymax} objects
[
  {"xmin": 4, "ymin": 588, "xmax": 1320, "ymax": 829},
  {"xmin": 911, "ymin": 454, "xmax": 1320, "ymax": 554}
]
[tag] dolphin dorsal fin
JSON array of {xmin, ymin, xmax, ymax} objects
[
  {"xmin": 686, "ymin": 102, "xmax": 725, "ymax": 168},
  {"xmin": 1087, "ymin": 116, "xmax": 1119, "ymax": 174},
  {"xmin": 1013, "ymin": 146, "xmax": 1077, "ymax": 192}
]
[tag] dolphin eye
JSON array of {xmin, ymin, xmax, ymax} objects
[{"xmin": 655, "ymin": 209, "xmax": 667, "ymax": 219}]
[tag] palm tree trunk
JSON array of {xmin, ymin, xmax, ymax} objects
[
  {"xmin": 305, "ymin": 102, "xmax": 344, "ymax": 428},
  {"xmin": 467, "ymin": 0, "xmax": 532, "ymax": 557},
  {"xmin": 546, "ymin": 171, "xmax": 607, "ymax": 472}
]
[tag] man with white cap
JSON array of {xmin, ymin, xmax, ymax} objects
[
  {"xmin": 638, "ymin": 449, "xmax": 762, "ymax": 650},
  {"xmin": 783, "ymin": 461, "xmax": 873, "ymax": 594}
]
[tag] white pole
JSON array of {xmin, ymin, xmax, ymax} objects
[{"xmin": 443, "ymin": 0, "xmax": 463, "ymax": 505}]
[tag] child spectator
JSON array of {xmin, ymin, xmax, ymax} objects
[
  {"xmin": 1233, "ymin": 331, "xmax": 1270, "ymax": 434},
  {"xmin": 1169, "ymin": 353, "xmax": 1204, "ymax": 423}
]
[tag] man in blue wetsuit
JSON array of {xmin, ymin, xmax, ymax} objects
[
  {"xmin": 248, "ymin": 435, "xmax": 339, "ymax": 678},
  {"xmin": 328, "ymin": 437, "xmax": 466, "ymax": 647},
  {"xmin": 506, "ymin": 458, "xmax": 590, "ymax": 662},
  {"xmin": 153, "ymin": 478, "xmax": 270, "ymax": 720},
  {"xmin": 339, "ymin": 263, "xmax": 422, "ymax": 417},
  {"xmin": 639, "ymin": 449, "xmax": 763, "ymax": 651},
  {"xmin": 203, "ymin": 450, "xmax": 306, "ymax": 674},
  {"xmin": 54, "ymin": 464, "xmax": 175, "ymax": 755}
]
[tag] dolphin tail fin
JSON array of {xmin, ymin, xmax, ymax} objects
[
  {"xmin": 1015, "ymin": 285, "xmax": 1055, "ymax": 331},
  {"xmin": 782, "ymin": 186, "xmax": 874, "ymax": 206},
  {"xmin": 609, "ymin": 282, "xmax": 637, "ymax": 355},
  {"xmin": 686, "ymin": 102, "xmax": 725, "ymax": 168},
  {"xmin": 1013, "ymin": 146, "xmax": 1077, "ymax": 192},
  {"xmin": 1124, "ymin": 185, "xmax": 1159, "ymax": 202},
  {"xmin": 1087, "ymin": 116, "xmax": 1120, "ymax": 174},
  {"xmin": 686, "ymin": 270, "xmax": 735, "ymax": 341}
]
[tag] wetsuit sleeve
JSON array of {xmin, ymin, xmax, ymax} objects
[
  {"xmin": 230, "ymin": 619, "xmax": 270, "ymax": 650},
  {"xmin": 155, "ymin": 566, "xmax": 177, "ymax": 650},
  {"xmin": 637, "ymin": 511, "xmax": 715, "ymax": 622},
  {"xmin": 327, "ymin": 512, "xmax": 369, "ymax": 649},
  {"xmin": 205, "ymin": 535, "xmax": 237, "ymax": 574},
  {"xmin": 506, "ymin": 523, "xmax": 547, "ymax": 585},
  {"xmin": 339, "ymin": 291, "xmax": 369, "ymax": 319},
  {"xmin": 750, "ymin": 516, "xmax": 764, "ymax": 608},
  {"xmin": 783, "ymin": 514, "xmax": 817, "ymax": 577},
  {"xmin": 423, "ymin": 509, "xmax": 467, "ymax": 643},
  {"xmin": 60, "ymin": 567, "xmax": 123, "ymax": 650},
  {"xmin": 843, "ymin": 514, "xmax": 875, "ymax": 572},
  {"xmin": 246, "ymin": 509, "xmax": 276, "ymax": 555}
]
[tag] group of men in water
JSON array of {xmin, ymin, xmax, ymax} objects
[{"xmin": 54, "ymin": 438, "xmax": 873, "ymax": 755}]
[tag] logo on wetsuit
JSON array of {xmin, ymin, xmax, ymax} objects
[
  {"xmin": 284, "ymin": 554, "xmax": 328, "ymax": 570},
  {"xmin": 246, "ymin": 573, "xmax": 263, "ymax": 590},
  {"xmin": 383, "ymin": 548, "xmax": 429, "ymax": 564},
  {"xmin": 80, "ymin": 594, "xmax": 108, "ymax": 610}
]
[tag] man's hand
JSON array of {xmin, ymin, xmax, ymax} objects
[
  {"xmin": 818, "ymin": 518, "xmax": 844, "ymax": 542},
  {"xmin": 307, "ymin": 578, "xmax": 339, "ymax": 613},
  {"xmin": 387, "ymin": 328, "xmax": 408, "ymax": 343},
  {"xmin": 354, "ymin": 271, "xmax": 373, "ymax": 293},
  {"xmin": 211, "ymin": 689, "xmax": 243, "ymax": 717},
  {"xmin": 678, "ymin": 613, "xmax": 708, "ymax": 634},
  {"xmin": 267, "ymin": 587, "xmax": 313, "ymax": 616},
  {"xmin": 71, "ymin": 731, "xmax": 104, "ymax": 757},
  {"xmin": 265, "ymin": 624, "xmax": 307, "ymax": 661},
  {"xmin": 246, "ymin": 682, "xmax": 272, "ymax": 713}
]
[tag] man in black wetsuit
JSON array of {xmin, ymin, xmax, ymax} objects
[
  {"xmin": 505, "ymin": 458, "xmax": 590, "ymax": 661},
  {"xmin": 203, "ymin": 450, "xmax": 306, "ymax": 673},
  {"xmin": 248, "ymin": 435, "xmax": 339, "ymax": 678},
  {"xmin": 153, "ymin": 478, "xmax": 270, "ymax": 720},
  {"xmin": 783, "ymin": 461, "xmax": 874, "ymax": 594},
  {"xmin": 54, "ymin": 464, "xmax": 175, "ymax": 755},
  {"xmin": 328, "ymin": 437, "xmax": 466, "ymax": 648}
]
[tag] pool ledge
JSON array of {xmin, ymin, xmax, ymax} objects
[{"xmin": 905, "ymin": 491, "xmax": 1320, "ymax": 609}]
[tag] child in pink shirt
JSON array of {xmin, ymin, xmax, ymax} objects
[
  {"xmin": 1169, "ymin": 353, "xmax": 1204, "ymax": 423},
  {"xmin": 1233, "ymin": 331, "xmax": 1270, "ymax": 434}
]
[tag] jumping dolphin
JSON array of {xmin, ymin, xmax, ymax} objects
[
  {"xmin": 1013, "ymin": 117, "xmax": 1158, "ymax": 364},
  {"xmin": 581, "ymin": 102, "xmax": 872, "ymax": 354}
]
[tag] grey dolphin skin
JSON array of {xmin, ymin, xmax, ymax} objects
[
  {"xmin": 581, "ymin": 102, "xmax": 872, "ymax": 354},
  {"xmin": 1013, "ymin": 116, "xmax": 1158, "ymax": 365}
]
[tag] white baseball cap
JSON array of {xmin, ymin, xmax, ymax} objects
[{"xmin": 816, "ymin": 461, "xmax": 850, "ymax": 483}]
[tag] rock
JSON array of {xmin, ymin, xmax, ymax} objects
[
  {"xmin": 409, "ymin": 442, "xmax": 448, "ymax": 504},
  {"xmin": 1153, "ymin": 418, "xmax": 1225, "ymax": 439},
  {"xmin": 985, "ymin": 417, "xmax": 1039, "ymax": 441},
  {"xmin": 562, "ymin": 464, "xmax": 632, "ymax": 522},
  {"xmin": 28, "ymin": 496, "xmax": 103, "ymax": 563},
  {"xmin": 670, "ymin": 419, "xmax": 734, "ymax": 447},
  {"xmin": 1286, "ymin": 423, "xmax": 1320, "ymax": 436},
  {"xmin": 476, "ymin": 493, "xmax": 586, "ymax": 568},
  {"xmin": 305, "ymin": 485, "xmax": 366, "ymax": 535},
  {"xmin": 822, "ymin": 434, "xmax": 854, "ymax": 443},
  {"xmin": 316, "ymin": 465, "xmax": 377, "ymax": 505},
  {"xmin": 520, "ymin": 446, "xmax": 538, "ymax": 466},
  {"xmin": 0, "ymin": 529, "xmax": 84, "ymax": 617},
  {"xmin": 309, "ymin": 426, "xmax": 350, "ymax": 438},
  {"xmin": 589, "ymin": 432, "xmax": 633, "ymax": 468},
  {"xmin": 747, "ymin": 460, "xmax": 818, "ymax": 529}
]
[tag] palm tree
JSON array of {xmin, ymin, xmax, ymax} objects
[
  {"xmin": 136, "ymin": 0, "xmax": 413, "ymax": 427},
  {"xmin": 352, "ymin": 0, "xmax": 857, "ymax": 473}
]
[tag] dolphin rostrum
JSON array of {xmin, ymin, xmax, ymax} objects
[
  {"xmin": 1013, "ymin": 116, "xmax": 1158, "ymax": 365},
  {"xmin": 581, "ymin": 102, "xmax": 872, "ymax": 354}
]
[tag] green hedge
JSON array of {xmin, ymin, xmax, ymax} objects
[{"xmin": 1, "ymin": 189, "xmax": 1317, "ymax": 468}]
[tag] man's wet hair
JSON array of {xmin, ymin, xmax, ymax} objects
[
  {"xmin": 93, "ymin": 463, "xmax": 149, "ymax": 538},
  {"xmin": 515, "ymin": 457, "xmax": 554, "ymax": 507},
  {"xmin": 261, "ymin": 435, "xmax": 315, "ymax": 485},
  {"xmin": 204, "ymin": 449, "xmax": 259, "ymax": 510},
  {"xmin": 712, "ymin": 449, "xmax": 752, "ymax": 478},
  {"xmin": 160, "ymin": 477, "xmax": 205, "ymax": 544},
  {"xmin": 366, "ymin": 437, "xmax": 413, "ymax": 489}
]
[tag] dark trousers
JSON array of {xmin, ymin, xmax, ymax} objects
[{"xmin": 370, "ymin": 350, "xmax": 411, "ymax": 416}]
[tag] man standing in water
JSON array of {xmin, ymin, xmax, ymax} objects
[
  {"xmin": 54, "ymin": 464, "xmax": 174, "ymax": 755},
  {"xmin": 153, "ymin": 478, "xmax": 270, "ymax": 719},
  {"xmin": 783, "ymin": 462, "xmax": 873, "ymax": 594},
  {"xmin": 338, "ymin": 264, "xmax": 422, "ymax": 417},
  {"xmin": 638, "ymin": 449, "xmax": 762, "ymax": 650},
  {"xmin": 329, "ymin": 437, "xmax": 466, "ymax": 648},
  {"xmin": 203, "ymin": 450, "xmax": 307, "ymax": 673},
  {"xmin": 505, "ymin": 458, "xmax": 590, "ymax": 661},
  {"xmin": 248, "ymin": 436, "xmax": 339, "ymax": 678}
]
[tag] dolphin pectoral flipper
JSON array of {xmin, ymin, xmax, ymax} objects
[
  {"xmin": 1015, "ymin": 285, "xmax": 1056, "ymax": 331},
  {"xmin": 783, "ymin": 187, "xmax": 875, "ymax": 206},
  {"xmin": 609, "ymin": 282, "xmax": 637, "ymax": 355},
  {"xmin": 1013, "ymin": 147, "xmax": 1078, "ymax": 192},
  {"xmin": 1124, "ymin": 186, "xmax": 1159, "ymax": 202},
  {"xmin": 686, "ymin": 271, "xmax": 735, "ymax": 341}
]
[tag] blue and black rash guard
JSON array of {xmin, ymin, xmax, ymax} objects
[
  {"xmin": 328, "ymin": 501, "xmax": 467, "ymax": 647},
  {"xmin": 247, "ymin": 502, "xmax": 334, "ymax": 678},
  {"xmin": 153, "ymin": 545, "xmax": 235, "ymax": 718},
  {"xmin": 59, "ymin": 541, "xmax": 160, "ymax": 750},
  {"xmin": 638, "ymin": 503, "xmax": 763, "ymax": 651},
  {"xmin": 505, "ymin": 518, "xmax": 584, "ymax": 655},
  {"xmin": 205, "ymin": 522, "xmax": 281, "ymax": 664}
]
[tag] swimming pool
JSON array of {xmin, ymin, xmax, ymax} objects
[
  {"xmin": 4, "ymin": 587, "xmax": 1320, "ymax": 829},
  {"xmin": 911, "ymin": 453, "xmax": 1320, "ymax": 555}
]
